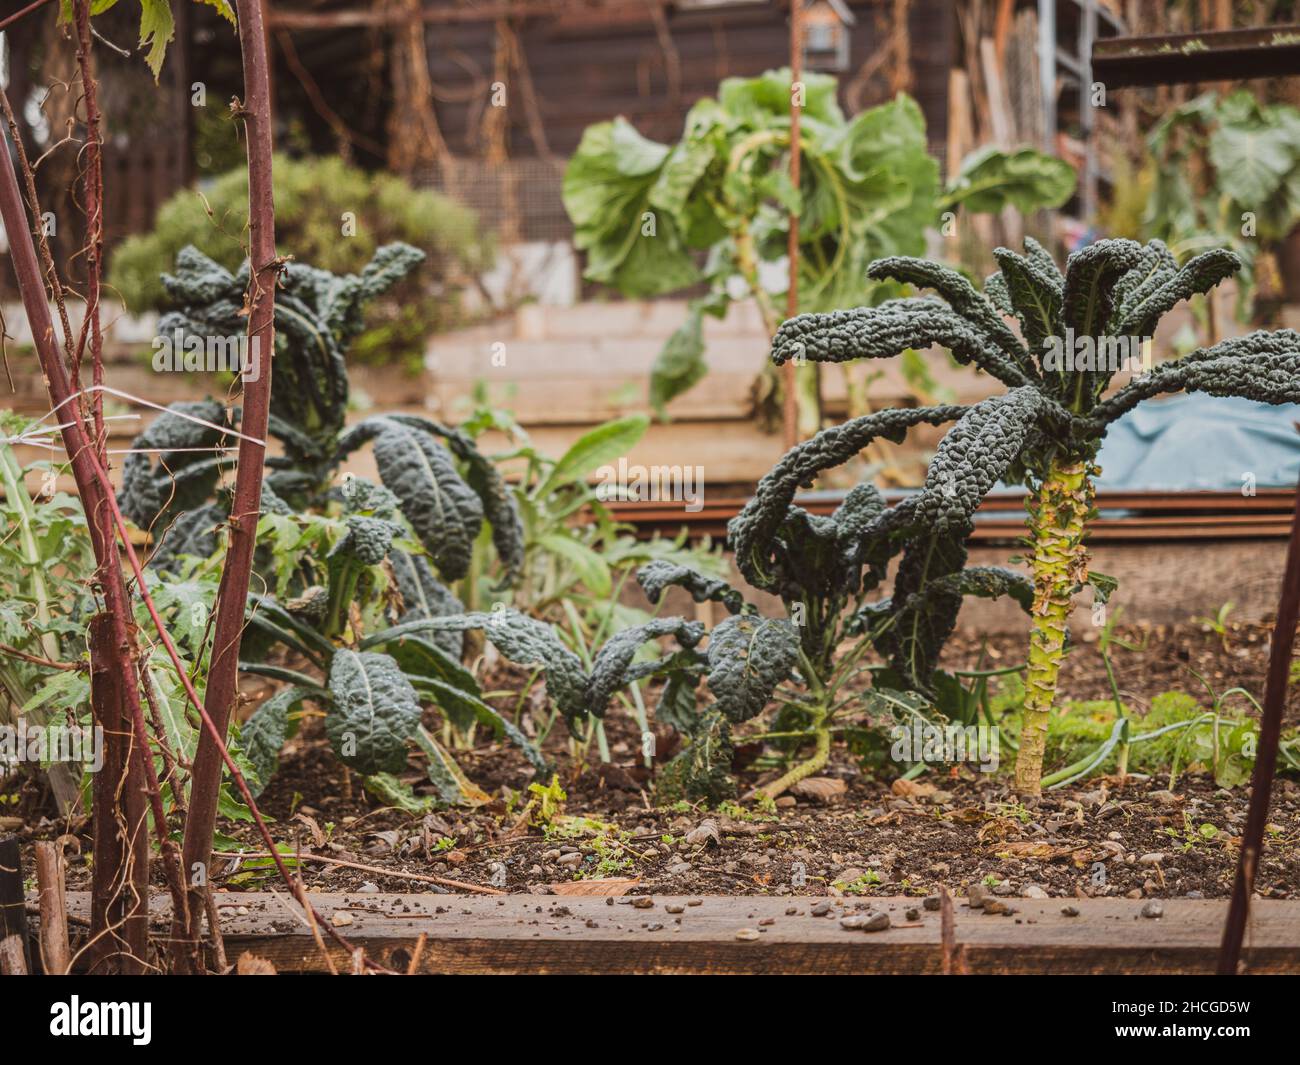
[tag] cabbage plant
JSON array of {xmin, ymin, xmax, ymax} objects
[
  {"xmin": 562, "ymin": 68, "xmax": 1075, "ymax": 430},
  {"xmin": 771, "ymin": 237, "xmax": 1300, "ymax": 793}
]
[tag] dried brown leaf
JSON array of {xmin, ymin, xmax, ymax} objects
[{"xmin": 547, "ymin": 877, "xmax": 641, "ymax": 897}]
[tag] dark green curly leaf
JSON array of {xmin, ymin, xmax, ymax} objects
[
  {"xmin": 367, "ymin": 417, "xmax": 484, "ymax": 580},
  {"xmin": 705, "ymin": 614, "xmax": 799, "ymax": 723},
  {"xmin": 240, "ymin": 686, "xmax": 316, "ymax": 796},
  {"xmin": 586, "ymin": 617, "xmax": 706, "ymax": 718},
  {"xmin": 636, "ymin": 560, "xmax": 746, "ymax": 615},
  {"xmin": 325, "ymin": 650, "xmax": 424, "ymax": 775},
  {"xmin": 389, "ymin": 550, "xmax": 466, "ymax": 658},
  {"xmin": 362, "ymin": 610, "xmax": 589, "ymax": 722},
  {"xmin": 119, "ymin": 400, "xmax": 231, "ymax": 530}
]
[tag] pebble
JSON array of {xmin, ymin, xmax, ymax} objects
[
  {"xmin": 1141, "ymin": 900, "xmax": 1165, "ymax": 919},
  {"xmin": 735, "ymin": 928, "xmax": 761, "ymax": 941},
  {"xmin": 840, "ymin": 914, "xmax": 869, "ymax": 930},
  {"xmin": 922, "ymin": 895, "xmax": 942, "ymax": 911},
  {"xmin": 1185, "ymin": 890, "xmax": 1205, "ymax": 899},
  {"xmin": 1061, "ymin": 905, "xmax": 1080, "ymax": 917},
  {"xmin": 811, "ymin": 901, "xmax": 833, "ymax": 917},
  {"xmin": 632, "ymin": 897, "xmax": 655, "ymax": 909},
  {"xmin": 664, "ymin": 903, "xmax": 686, "ymax": 914},
  {"xmin": 863, "ymin": 911, "xmax": 891, "ymax": 931},
  {"xmin": 357, "ymin": 882, "xmax": 379, "ymax": 894},
  {"xmin": 1149, "ymin": 790, "xmax": 1180, "ymax": 806},
  {"xmin": 967, "ymin": 884, "xmax": 989, "ymax": 909},
  {"xmin": 982, "ymin": 899, "xmax": 1012, "ymax": 916},
  {"xmin": 904, "ymin": 907, "xmax": 920, "ymax": 922},
  {"xmin": 1022, "ymin": 885, "xmax": 1049, "ymax": 899},
  {"xmin": 687, "ymin": 899, "xmax": 703, "ymax": 907},
  {"xmin": 330, "ymin": 912, "xmax": 353, "ymax": 927},
  {"xmin": 667, "ymin": 862, "xmax": 692, "ymax": 876},
  {"xmin": 1139, "ymin": 852, "xmax": 1165, "ymax": 866},
  {"xmin": 992, "ymin": 880, "xmax": 1016, "ymax": 897},
  {"xmin": 557, "ymin": 852, "xmax": 583, "ymax": 869}
]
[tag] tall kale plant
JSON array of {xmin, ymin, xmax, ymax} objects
[{"xmin": 772, "ymin": 238, "xmax": 1300, "ymax": 792}]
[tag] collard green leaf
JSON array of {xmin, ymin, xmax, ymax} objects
[
  {"xmin": 562, "ymin": 118, "xmax": 698, "ymax": 296},
  {"xmin": 649, "ymin": 309, "xmax": 708, "ymax": 417},
  {"xmin": 325, "ymin": 650, "xmax": 423, "ymax": 775}
]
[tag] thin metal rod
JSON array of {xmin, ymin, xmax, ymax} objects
[
  {"xmin": 784, "ymin": 0, "xmax": 803, "ymax": 451},
  {"xmin": 1218, "ymin": 477, "xmax": 1300, "ymax": 973}
]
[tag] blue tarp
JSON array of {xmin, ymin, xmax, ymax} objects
[{"xmin": 1094, "ymin": 394, "xmax": 1300, "ymax": 491}]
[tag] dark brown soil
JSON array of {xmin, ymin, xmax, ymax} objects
[{"xmin": 13, "ymin": 623, "xmax": 1300, "ymax": 905}]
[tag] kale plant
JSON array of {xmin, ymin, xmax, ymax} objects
[
  {"xmin": 117, "ymin": 245, "xmax": 532, "ymax": 806},
  {"xmin": 384, "ymin": 416, "xmax": 1035, "ymax": 803},
  {"xmin": 771, "ymin": 238, "xmax": 1300, "ymax": 793}
]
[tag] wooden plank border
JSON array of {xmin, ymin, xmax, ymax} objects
[{"xmin": 47, "ymin": 893, "xmax": 1300, "ymax": 975}]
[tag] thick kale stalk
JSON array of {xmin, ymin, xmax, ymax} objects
[
  {"xmin": 177, "ymin": 0, "xmax": 279, "ymax": 965},
  {"xmin": 1016, "ymin": 458, "xmax": 1095, "ymax": 794},
  {"xmin": 778, "ymin": 238, "xmax": 1300, "ymax": 794}
]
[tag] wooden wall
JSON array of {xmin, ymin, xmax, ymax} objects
[{"xmin": 421, "ymin": 0, "xmax": 955, "ymax": 161}]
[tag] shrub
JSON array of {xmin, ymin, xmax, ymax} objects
[{"xmin": 108, "ymin": 155, "xmax": 493, "ymax": 367}]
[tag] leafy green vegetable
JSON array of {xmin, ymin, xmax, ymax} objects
[
  {"xmin": 564, "ymin": 68, "xmax": 1075, "ymax": 416},
  {"xmin": 778, "ymin": 237, "xmax": 1300, "ymax": 792},
  {"xmin": 325, "ymin": 650, "xmax": 424, "ymax": 776}
]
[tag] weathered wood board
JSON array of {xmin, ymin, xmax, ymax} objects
[{"xmin": 49, "ymin": 893, "xmax": 1300, "ymax": 975}]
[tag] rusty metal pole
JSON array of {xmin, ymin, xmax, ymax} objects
[
  {"xmin": 784, "ymin": 0, "xmax": 804, "ymax": 451},
  {"xmin": 1218, "ymin": 476, "xmax": 1300, "ymax": 973}
]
